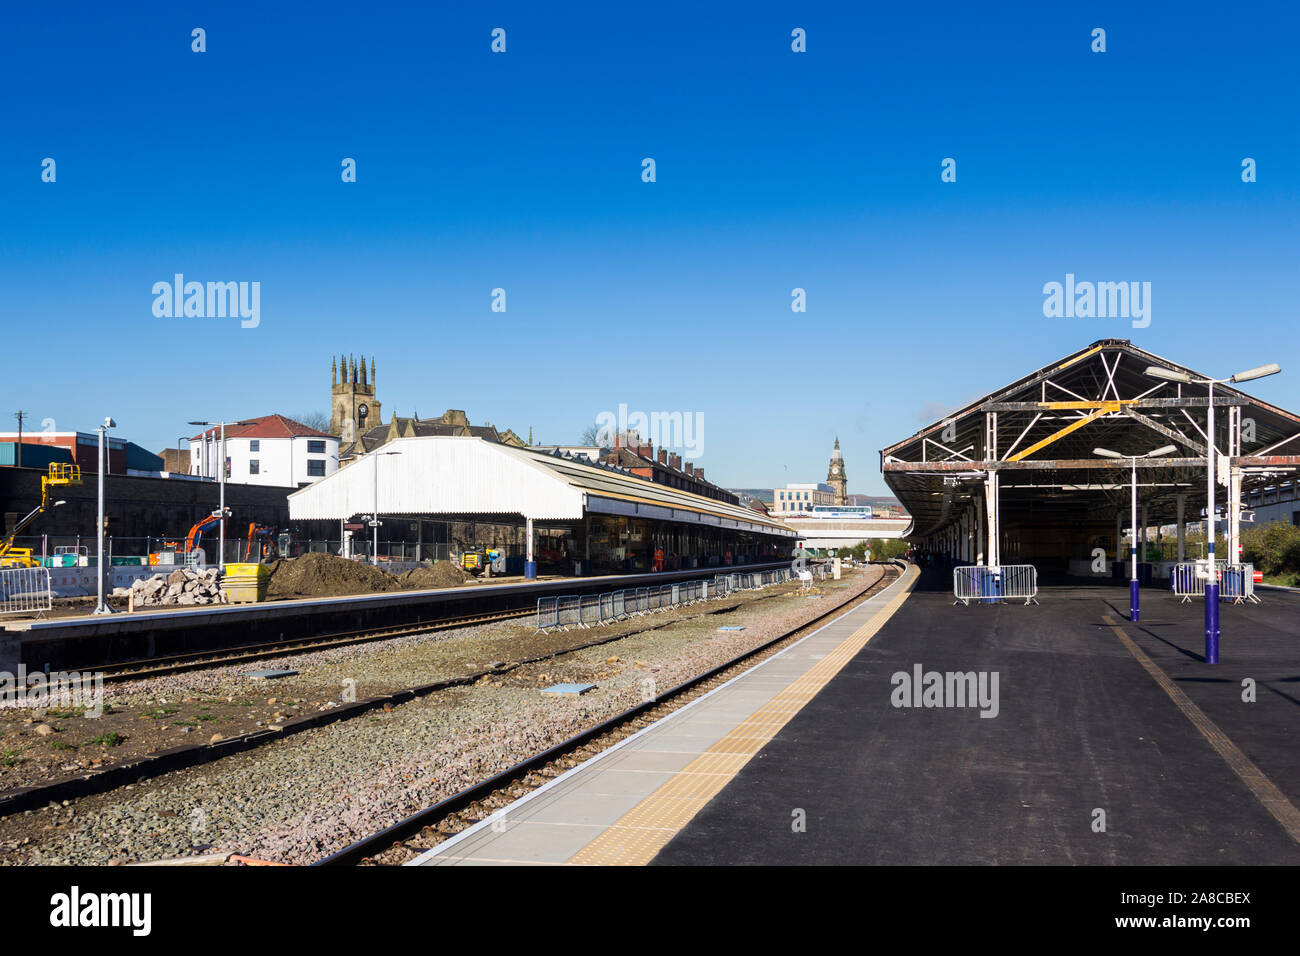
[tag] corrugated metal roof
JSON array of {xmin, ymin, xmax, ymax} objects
[
  {"xmin": 504, "ymin": 445, "xmax": 794, "ymax": 535},
  {"xmin": 287, "ymin": 436, "xmax": 794, "ymax": 536}
]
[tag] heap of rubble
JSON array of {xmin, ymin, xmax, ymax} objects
[{"xmin": 122, "ymin": 567, "xmax": 228, "ymax": 606}]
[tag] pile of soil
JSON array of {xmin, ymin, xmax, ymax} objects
[
  {"xmin": 265, "ymin": 552, "xmax": 401, "ymax": 598},
  {"xmin": 399, "ymin": 561, "xmax": 468, "ymax": 589}
]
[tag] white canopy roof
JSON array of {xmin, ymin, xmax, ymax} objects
[{"xmin": 287, "ymin": 436, "xmax": 795, "ymax": 537}]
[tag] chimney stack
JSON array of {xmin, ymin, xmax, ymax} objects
[
  {"xmin": 695, "ymin": 467, "xmax": 704, "ymax": 481},
  {"xmin": 685, "ymin": 463, "xmax": 694, "ymax": 477},
  {"xmin": 669, "ymin": 453, "xmax": 682, "ymax": 470},
  {"xmin": 658, "ymin": 449, "xmax": 667, "ymax": 465}
]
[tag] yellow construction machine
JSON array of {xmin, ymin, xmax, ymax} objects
[{"xmin": 0, "ymin": 463, "xmax": 81, "ymax": 569}]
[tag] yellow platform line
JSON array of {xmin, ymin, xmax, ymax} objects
[
  {"xmin": 1104, "ymin": 615, "xmax": 1300, "ymax": 845},
  {"xmin": 568, "ymin": 565, "xmax": 919, "ymax": 865}
]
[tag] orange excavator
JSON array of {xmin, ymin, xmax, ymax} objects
[
  {"xmin": 148, "ymin": 513, "xmax": 224, "ymax": 565},
  {"xmin": 243, "ymin": 523, "xmax": 279, "ymax": 562}
]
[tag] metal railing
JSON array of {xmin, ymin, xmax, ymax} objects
[
  {"xmin": 536, "ymin": 566, "xmax": 796, "ymax": 632},
  {"xmin": 1170, "ymin": 562, "xmax": 1259, "ymax": 604},
  {"xmin": 0, "ymin": 566, "xmax": 53, "ymax": 616},
  {"xmin": 953, "ymin": 565, "xmax": 1039, "ymax": 606}
]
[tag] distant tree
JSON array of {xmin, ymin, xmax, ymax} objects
[
  {"xmin": 293, "ymin": 411, "xmax": 332, "ymax": 433},
  {"xmin": 867, "ymin": 538, "xmax": 909, "ymax": 561},
  {"xmin": 580, "ymin": 423, "xmax": 613, "ymax": 447}
]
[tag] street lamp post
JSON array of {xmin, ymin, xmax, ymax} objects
[
  {"xmin": 93, "ymin": 417, "xmax": 117, "ymax": 615},
  {"xmin": 1094, "ymin": 444, "xmax": 1177, "ymax": 622},
  {"xmin": 188, "ymin": 420, "xmax": 255, "ymax": 570},
  {"xmin": 1145, "ymin": 363, "xmax": 1281, "ymax": 662},
  {"xmin": 369, "ymin": 451, "xmax": 400, "ymax": 566}
]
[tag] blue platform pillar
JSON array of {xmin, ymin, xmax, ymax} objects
[{"xmin": 524, "ymin": 516, "xmax": 537, "ymax": 580}]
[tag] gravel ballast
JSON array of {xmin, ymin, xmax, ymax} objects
[{"xmin": 0, "ymin": 567, "xmax": 884, "ymax": 865}]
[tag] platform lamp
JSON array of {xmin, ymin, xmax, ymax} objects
[
  {"xmin": 369, "ymin": 451, "xmax": 401, "ymax": 566},
  {"xmin": 332, "ymin": 453, "xmax": 352, "ymax": 556},
  {"xmin": 187, "ymin": 420, "xmax": 256, "ymax": 571},
  {"xmin": 1144, "ymin": 362, "xmax": 1281, "ymax": 663},
  {"xmin": 93, "ymin": 418, "xmax": 117, "ymax": 615},
  {"xmin": 1093, "ymin": 444, "xmax": 1177, "ymax": 623}
]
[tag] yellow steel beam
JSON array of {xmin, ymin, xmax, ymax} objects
[
  {"xmin": 1006, "ymin": 405, "xmax": 1118, "ymax": 462},
  {"xmin": 1055, "ymin": 344, "xmax": 1105, "ymax": 371},
  {"xmin": 1034, "ymin": 400, "xmax": 1133, "ymax": 410}
]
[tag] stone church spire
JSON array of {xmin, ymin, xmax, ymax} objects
[{"xmin": 330, "ymin": 354, "xmax": 383, "ymax": 440}]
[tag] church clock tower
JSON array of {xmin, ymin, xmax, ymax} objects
[
  {"xmin": 330, "ymin": 355, "xmax": 383, "ymax": 442},
  {"xmin": 827, "ymin": 437, "xmax": 848, "ymax": 505}
]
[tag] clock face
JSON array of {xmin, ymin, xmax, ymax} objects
[{"xmin": 358, "ymin": 403, "xmax": 369, "ymax": 420}]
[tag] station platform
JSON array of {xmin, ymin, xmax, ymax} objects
[
  {"xmin": 1, "ymin": 562, "xmax": 791, "ymax": 673},
  {"xmin": 408, "ymin": 564, "xmax": 919, "ymax": 865},
  {"xmin": 411, "ymin": 564, "xmax": 1300, "ymax": 866}
]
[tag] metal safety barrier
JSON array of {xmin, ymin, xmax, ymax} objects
[
  {"xmin": 556, "ymin": 595, "xmax": 581, "ymax": 628},
  {"xmin": 1170, "ymin": 562, "xmax": 1259, "ymax": 605},
  {"xmin": 535, "ymin": 596, "xmax": 559, "ymax": 630},
  {"xmin": 0, "ymin": 566, "xmax": 53, "ymax": 616},
  {"xmin": 953, "ymin": 565, "xmax": 1039, "ymax": 606},
  {"xmin": 536, "ymin": 565, "xmax": 799, "ymax": 632}
]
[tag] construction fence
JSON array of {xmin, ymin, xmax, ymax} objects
[{"xmin": 535, "ymin": 565, "xmax": 813, "ymax": 632}]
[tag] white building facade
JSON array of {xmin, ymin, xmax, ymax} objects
[
  {"xmin": 772, "ymin": 482, "xmax": 835, "ymax": 515},
  {"xmin": 190, "ymin": 415, "xmax": 339, "ymax": 488}
]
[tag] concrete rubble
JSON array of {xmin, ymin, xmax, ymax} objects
[{"xmin": 115, "ymin": 567, "xmax": 228, "ymax": 607}]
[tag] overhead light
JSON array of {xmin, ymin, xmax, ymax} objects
[
  {"xmin": 1231, "ymin": 363, "xmax": 1281, "ymax": 383},
  {"xmin": 1144, "ymin": 366, "xmax": 1192, "ymax": 384},
  {"xmin": 1146, "ymin": 445, "xmax": 1178, "ymax": 457},
  {"xmin": 1093, "ymin": 447, "xmax": 1123, "ymax": 459}
]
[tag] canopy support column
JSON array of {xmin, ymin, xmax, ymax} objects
[
  {"xmin": 984, "ymin": 472, "xmax": 1000, "ymax": 568},
  {"xmin": 524, "ymin": 516, "xmax": 536, "ymax": 579},
  {"xmin": 1176, "ymin": 494, "xmax": 1186, "ymax": 561}
]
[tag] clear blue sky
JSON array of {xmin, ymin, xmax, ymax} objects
[{"xmin": 2, "ymin": 2, "xmax": 1296, "ymax": 495}]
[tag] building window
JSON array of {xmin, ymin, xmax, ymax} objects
[
  {"xmin": 249, "ymin": 440, "xmax": 260, "ymax": 452},
  {"xmin": 249, "ymin": 460, "xmax": 260, "ymax": 475},
  {"xmin": 307, "ymin": 459, "xmax": 326, "ymax": 477},
  {"xmin": 307, "ymin": 439, "xmax": 326, "ymax": 454}
]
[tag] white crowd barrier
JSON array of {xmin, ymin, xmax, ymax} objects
[
  {"xmin": 953, "ymin": 565, "xmax": 1039, "ymax": 606},
  {"xmin": 1170, "ymin": 562, "xmax": 1259, "ymax": 605},
  {"xmin": 0, "ymin": 567, "xmax": 53, "ymax": 616}
]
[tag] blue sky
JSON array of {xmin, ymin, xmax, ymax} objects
[{"xmin": 2, "ymin": 2, "xmax": 1296, "ymax": 495}]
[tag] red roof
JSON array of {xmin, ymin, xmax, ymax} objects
[{"xmin": 190, "ymin": 415, "xmax": 335, "ymax": 441}]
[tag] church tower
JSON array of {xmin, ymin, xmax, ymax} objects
[
  {"xmin": 827, "ymin": 437, "xmax": 848, "ymax": 505},
  {"xmin": 330, "ymin": 355, "xmax": 383, "ymax": 442}
]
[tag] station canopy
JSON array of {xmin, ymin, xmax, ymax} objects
[
  {"xmin": 880, "ymin": 339, "xmax": 1300, "ymax": 539},
  {"xmin": 288, "ymin": 435, "xmax": 795, "ymax": 537}
]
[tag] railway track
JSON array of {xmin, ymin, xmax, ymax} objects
[
  {"xmin": 0, "ymin": 570, "xmax": 844, "ymax": 819},
  {"xmin": 317, "ymin": 562, "xmax": 903, "ymax": 866},
  {"xmin": 96, "ymin": 607, "xmax": 532, "ymax": 683}
]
